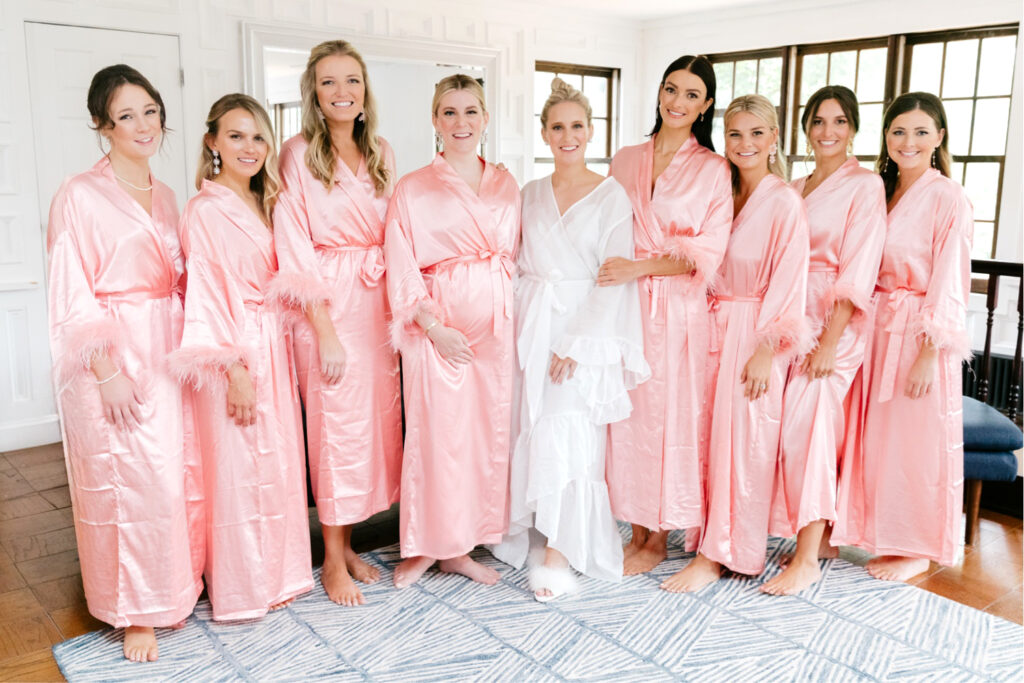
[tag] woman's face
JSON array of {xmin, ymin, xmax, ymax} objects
[
  {"xmin": 885, "ymin": 108, "xmax": 944, "ymax": 174},
  {"xmin": 808, "ymin": 98, "xmax": 853, "ymax": 163},
  {"xmin": 101, "ymin": 84, "xmax": 162, "ymax": 161},
  {"xmin": 433, "ymin": 88, "xmax": 488, "ymax": 155},
  {"xmin": 207, "ymin": 107, "xmax": 268, "ymax": 182},
  {"xmin": 725, "ymin": 110, "xmax": 778, "ymax": 174},
  {"xmin": 315, "ymin": 54, "xmax": 366, "ymax": 126},
  {"xmin": 658, "ymin": 69, "xmax": 713, "ymax": 131},
  {"xmin": 541, "ymin": 101, "xmax": 592, "ymax": 164}
]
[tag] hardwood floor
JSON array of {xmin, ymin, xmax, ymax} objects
[{"xmin": 0, "ymin": 443, "xmax": 1020, "ymax": 681}]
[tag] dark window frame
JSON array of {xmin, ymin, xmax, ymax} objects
[{"xmin": 534, "ymin": 60, "xmax": 619, "ymax": 167}]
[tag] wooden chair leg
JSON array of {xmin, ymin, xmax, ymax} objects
[{"xmin": 965, "ymin": 479, "xmax": 983, "ymax": 546}]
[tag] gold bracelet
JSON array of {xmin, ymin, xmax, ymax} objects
[
  {"xmin": 96, "ymin": 368, "xmax": 122, "ymax": 385},
  {"xmin": 423, "ymin": 320, "xmax": 439, "ymax": 335}
]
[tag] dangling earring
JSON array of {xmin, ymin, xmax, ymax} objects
[
  {"xmin": 316, "ymin": 105, "xmax": 325, "ymax": 121},
  {"xmin": 931, "ymin": 149, "xmax": 937, "ymax": 168},
  {"xmin": 847, "ymin": 138, "xmax": 854, "ymax": 155},
  {"xmin": 482, "ymin": 129, "xmax": 488, "ymax": 145},
  {"xmin": 434, "ymin": 132, "xmax": 443, "ymax": 150},
  {"xmin": 881, "ymin": 154, "xmax": 888, "ymax": 172},
  {"xmin": 768, "ymin": 143, "xmax": 777, "ymax": 166},
  {"xmin": 357, "ymin": 111, "xmax": 365, "ymax": 123},
  {"xmin": 805, "ymin": 140, "xmax": 813, "ymax": 156},
  {"xmin": 698, "ymin": 111, "xmax": 704, "ymax": 122},
  {"xmin": 212, "ymin": 150, "xmax": 220, "ymax": 176}
]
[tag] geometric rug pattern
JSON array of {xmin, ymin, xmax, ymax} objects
[{"xmin": 53, "ymin": 531, "xmax": 1024, "ymax": 681}]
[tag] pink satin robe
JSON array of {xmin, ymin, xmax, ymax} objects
[
  {"xmin": 172, "ymin": 181, "xmax": 312, "ymax": 620},
  {"xmin": 769, "ymin": 159, "xmax": 886, "ymax": 537},
  {"xmin": 701, "ymin": 174, "xmax": 810, "ymax": 575},
  {"xmin": 384, "ymin": 155, "xmax": 521, "ymax": 559},
  {"xmin": 46, "ymin": 156, "xmax": 203, "ymax": 628},
  {"xmin": 270, "ymin": 135, "xmax": 402, "ymax": 526},
  {"xmin": 607, "ymin": 135, "xmax": 733, "ymax": 531},
  {"xmin": 833, "ymin": 169, "xmax": 973, "ymax": 566}
]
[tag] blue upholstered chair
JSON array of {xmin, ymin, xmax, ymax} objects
[{"xmin": 962, "ymin": 260, "xmax": 1022, "ymax": 546}]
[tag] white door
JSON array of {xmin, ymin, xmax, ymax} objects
[{"xmin": 0, "ymin": 24, "xmax": 186, "ymax": 451}]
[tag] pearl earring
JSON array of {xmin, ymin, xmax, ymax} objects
[
  {"xmin": 357, "ymin": 111, "xmax": 365, "ymax": 123},
  {"xmin": 434, "ymin": 132, "xmax": 443, "ymax": 150},
  {"xmin": 768, "ymin": 143, "xmax": 777, "ymax": 166},
  {"xmin": 212, "ymin": 150, "xmax": 220, "ymax": 175}
]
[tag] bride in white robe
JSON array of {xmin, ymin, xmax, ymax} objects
[{"xmin": 493, "ymin": 79, "xmax": 649, "ymax": 597}]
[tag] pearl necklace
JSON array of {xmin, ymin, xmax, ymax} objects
[{"xmin": 113, "ymin": 172, "xmax": 153, "ymax": 191}]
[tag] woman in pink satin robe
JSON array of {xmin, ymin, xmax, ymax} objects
[
  {"xmin": 763, "ymin": 87, "xmax": 886, "ymax": 596},
  {"xmin": 664, "ymin": 95, "xmax": 810, "ymax": 593},
  {"xmin": 601, "ymin": 55, "xmax": 733, "ymax": 576},
  {"xmin": 171, "ymin": 95, "xmax": 312, "ymax": 620},
  {"xmin": 46, "ymin": 65, "xmax": 202, "ymax": 663},
  {"xmin": 269, "ymin": 40, "xmax": 402, "ymax": 607},
  {"xmin": 384, "ymin": 75, "xmax": 521, "ymax": 589},
  {"xmin": 833, "ymin": 93, "xmax": 972, "ymax": 581}
]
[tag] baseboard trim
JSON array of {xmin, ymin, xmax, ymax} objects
[{"xmin": 0, "ymin": 414, "xmax": 61, "ymax": 452}]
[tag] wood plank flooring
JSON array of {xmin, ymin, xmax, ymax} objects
[{"xmin": 0, "ymin": 443, "xmax": 1020, "ymax": 681}]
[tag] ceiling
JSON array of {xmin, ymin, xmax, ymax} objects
[{"xmin": 513, "ymin": 0, "xmax": 780, "ymax": 21}]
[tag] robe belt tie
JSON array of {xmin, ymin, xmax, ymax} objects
[
  {"xmin": 706, "ymin": 294, "xmax": 764, "ymax": 353},
  {"xmin": 426, "ymin": 250, "xmax": 515, "ymax": 336},
  {"xmin": 808, "ymin": 265, "xmax": 840, "ymax": 273},
  {"xmin": 875, "ymin": 285, "xmax": 925, "ymax": 403},
  {"xmin": 96, "ymin": 288, "xmax": 176, "ymax": 305},
  {"xmin": 316, "ymin": 243, "xmax": 386, "ymax": 287}
]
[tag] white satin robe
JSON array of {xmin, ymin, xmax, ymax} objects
[
  {"xmin": 701, "ymin": 175, "xmax": 810, "ymax": 575},
  {"xmin": 492, "ymin": 176, "xmax": 650, "ymax": 582},
  {"xmin": 833, "ymin": 169, "xmax": 973, "ymax": 566},
  {"xmin": 769, "ymin": 159, "xmax": 887, "ymax": 537},
  {"xmin": 270, "ymin": 135, "xmax": 402, "ymax": 526},
  {"xmin": 606, "ymin": 136, "xmax": 733, "ymax": 531},
  {"xmin": 384, "ymin": 155, "xmax": 521, "ymax": 560},
  {"xmin": 46, "ymin": 156, "xmax": 203, "ymax": 628},
  {"xmin": 172, "ymin": 180, "xmax": 312, "ymax": 620}
]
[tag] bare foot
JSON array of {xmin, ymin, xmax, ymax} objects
[
  {"xmin": 123, "ymin": 626, "xmax": 158, "ymax": 663},
  {"xmin": 322, "ymin": 559, "xmax": 366, "ymax": 606},
  {"xmin": 660, "ymin": 553, "xmax": 721, "ymax": 593},
  {"xmin": 866, "ymin": 555, "xmax": 930, "ymax": 582},
  {"xmin": 169, "ymin": 620, "xmax": 187, "ymax": 630},
  {"xmin": 269, "ymin": 597, "xmax": 294, "ymax": 610},
  {"xmin": 394, "ymin": 556, "xmax": 435, "ymax": 589},
  {"xmin": 624, "ymin": 524, "xmax": 650, "ymax": 558},
  {"xmin": 344, "ymin": 548, "xmax": 381, "ymax": 584},
  {"xmin": 623, "ymin": 531, "xmax": 668, "ymax": 576},
  {"xmin": 761, "ymin": 558, "xmax": 821, "ymax": 595},
  {"xmin": 439, "ymin": 555, "xmax": 500, "ymax": 585}
]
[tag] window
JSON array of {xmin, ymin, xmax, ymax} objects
[
  {"xmin": 905, "ymin": 27, "xmax": 1018, "ymax": 260},
  {"xmin": 708, "ymin": 49, "xmax": 786, "ymax": 154},
  {"xmin": 705, "ymin": 24, "xmax": 1017, "ymax": 258},
  {"xmin": 533, "ymin": 61, "xmax": 618, "ymax": 179},
  {"xmin": 273, "ymin": 102, "xmax": 302, "ymax": 147}
]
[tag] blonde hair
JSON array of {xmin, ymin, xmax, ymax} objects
[
  {"xmin": 723, "ymin": 94, "xmax": 788, "ymax": 193},
  {"xmin": 197, "ymin": 93, "xmax": 280, "ymax": 224},
  {"xmin": 299, "ymin": 40, "xmax": 389, "ymax": 194},
  {"xmin": 540, "ymin": 77, "xmax": 592, "ymax": 129},
  {"xmin": 431, "ymin": 74, "xmax": 486, "ymax": 116}
]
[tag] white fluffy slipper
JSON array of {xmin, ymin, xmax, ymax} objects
[{"xmin": 528, "ymin": 562, "xmax": 579, "ymax": 602}]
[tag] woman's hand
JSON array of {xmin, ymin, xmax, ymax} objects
[
  {"xmin": 427, "ymin": 325, "xmax": 474, "ymax": 366},
  {"xmin": 905, "ymin": 343, "xmax": 938, "ymax": 399},
  {"xmin": 97, "ymin": 372, "xmax": 145, "ymax": 431},
  {"xmin": 741, "ymin": 344, "xmax": 774, "ymax": 401},
  {"xmin": 597, "ymin": 257, "xmax": 641, "ymax": 287},
  {"xmin": 226, "ymin": 363, "xmax": 257, "ymax": 426},
  {"xmin": 317, "ymin": 330, "xmax": 347, "ymax": 385},
  {"xmin": 549, "ymin": 355, "xmax": 578, "ymax": 384},
  {"xmin": 800, "ymin": 339, "xmax": 838, "ymax": 379}
]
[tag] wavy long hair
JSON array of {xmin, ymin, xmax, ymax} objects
[
  {"xmin": 197, "ymin": 93, "xmax": 280, "ymax": 224},
  {"xmin": 723, "ymin": 94, "xmax": 788, "ymax": 193},
  {"xmin": 877, "ymin": 91, "xmax": 951, "ymax": 201},
  {"xmin": 300, "ymin": 40, "xmax": 388, "ymax": 194}
]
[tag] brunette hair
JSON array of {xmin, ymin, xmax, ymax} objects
[
  {"xmin": 197, "ymin": 93, "xmax": 281, "ymax": 224},
  {"xmin": 802, "ymin": 85, "xmax": 860, "ymax": 138},
  {"xmin": 300, "ymin": 40, "xmax": 389, "ymax": 194},
  {"xmin": 540, "ymin": 77, "xmax": 591, "ymax": 128},
  {"xmin": 87, "ymin": 64, "xmax": 166, "ymax": 134},
  {"xmin": 877, "ymin": 91, "xmax": 951, "ymax": 201},
  {"xmin": 649, "ymin": 55, "xmax": 716, "ymax": 151},
  {"xmin": 723, "ymin": 94, "xmax": 788, "ymax": 193}
]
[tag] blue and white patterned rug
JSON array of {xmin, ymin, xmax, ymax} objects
[{"xmin": 53, "ymin": 532, "xmax": 1023, "ymax": 681}]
